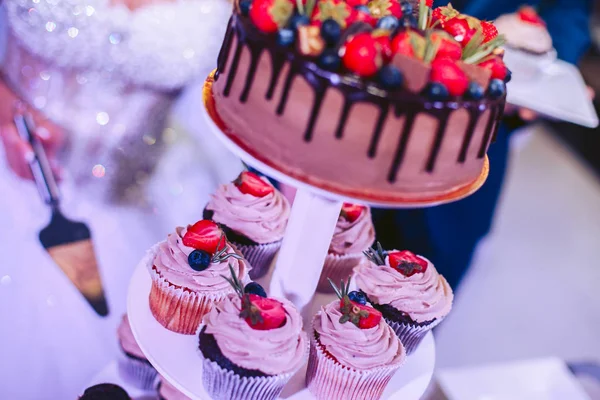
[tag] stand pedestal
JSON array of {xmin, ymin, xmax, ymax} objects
[{"xmin": 269, "ymin": 189, "xmax": 341, "ymax": 311}]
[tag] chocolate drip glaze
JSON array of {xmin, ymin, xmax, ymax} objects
[
  {"xmin": 478, "ymin": 106, "xmax": 499, "ymax": 158},
  {"xmin": 458, "ymin": 109, "xmax": 480, "ymax": 163},
  {"xmin": 216, "ymin": 15, "xmax": 506, "ymax": 181}
]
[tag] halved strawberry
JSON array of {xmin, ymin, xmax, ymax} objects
[
  {"xmin": 245, "ymin": 294, "xmax": 286, "ymax": 330},
  {"xmin": 431, "ymin": 4, "xmax": 459, "ymax": 28},
  {"xmin": 388, "ymin": 250, "xmax": 428, "ymax": 277},
  {"xmin": 311, "ymin": 0, "xmax": 354, "ymax": 28},
  {"xmin": 339, "ymin": 298, "xmax": 382, "ymax": 329},
  {"xmin": 235, "ymin": 171, "xmax": 275, "ymax": 197},
  {"xmin": 431, "ymin": 31, "xmax": 462, "ymax": 61},
  {"xmin": 422, "ymin": 0, "xmax": 433, "ymax": 7},
  {"xmin": 182, "ymin": 220, "xmax": 226, "ymax": 254},
  {"xmin": 443, "ymin": 16, "xmax": 470, "ymax": 41},
  {"xmin": 367, "ymin": 0, "xmax": 402, "ymax": 19},
  {"xmin": 347, "ymin": 7, "xmax": 377, "ymax": 27},
  {"xmin": 342, "ymin": 32, "xmax": 382, "ymax": 77},
  {"xmin": 478, "ymin": 56, "xmax": 507, "ymax": 80},
  {"xmin": 461, "ymin": 27, "xmax": 480, "ymax": 48},
  {"xmin": 430, "ymin": 58, "xmax": 469, "ymax": 96},
  {"xmin": 481, "ymin": 21, "xmax": 498, "ymax": 43},
  {"xmin": 517, "ymin": 5, "xmax": 545, "ymax": 26},
  {"xmin": 372, "ymin": 30, "xmax": 393, "ymax": 63},
  {"xmin": 341, "ymin": 203, "xmax": 365, "ymax": 223},
  {"xmin": 249, "ymin": 0, "xmax": 294, "ymax": 33},
  {"xmin": 345, "ymin": 0, "xmax": 368, "ymax": 7},
  {"xmin": 391, "ymin": 30, "xmax": 425, "ymax": 58}
]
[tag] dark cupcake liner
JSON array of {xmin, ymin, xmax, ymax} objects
[
  {"xmin": 117, "ymin": 353, "xmax": 159, "ymax": 391},
  {"xmin": 196, "ymin": 325, "xmax": 305, "ymax": 400},
  {"xmin": 233, "ymin": 240, "xmax": 281, "ymax": 280},
  {"xmin": 384, "ymin": 317, "xmax": 442, "ymax": 355}
]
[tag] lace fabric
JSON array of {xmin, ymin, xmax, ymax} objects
[{"xmin": 0, "ymin": 0, "xmax": 231, "ymax": 199}]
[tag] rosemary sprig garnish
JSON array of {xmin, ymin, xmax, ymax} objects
[{"xmin": 363, "ymin": 242, "xmax": 387, "ymax": 266}]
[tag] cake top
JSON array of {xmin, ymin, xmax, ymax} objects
[
  {"xmin": 204, "ymin": 267, "xmax": 308, "ymax": 375},
  {"xmin": 153, "ymin": 220, "xmax": 249, "ymax": 291},
  {"xmin": 313, "ymin": 278, "xmax": 405, "ymax": 370},
  {"xmin": 206, "ymin": 170, "xmax": 290, "ymax": 244},
  {"xmin": 330, "ymin": 203, "xmax": 375, "ymax": 254},
  {"xmin": 354, "ymin": 243, "xmax": 453, "ymax": 323},
  {"xmin": 117, "ymin": 314, "xmax": 146, "ymax": 360},
  {"xmin": 234, "ymin": 0, "xmax": 509, "ymax": 100},
  {"xmin": 494, "ymin": 6, "xmax": 552, "ymax": 55}
]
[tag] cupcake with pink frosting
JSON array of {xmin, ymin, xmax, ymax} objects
[
  {"xmin": 317, "ymin": 203, "xmax": 375, "ymax": 293},
  {"xmin": 354, "ymin": 244, "xmax": 453, "ymax": 354},
  {"xmin": 204, "ymin": 170, "xmax": 290, "ymax": 279},
  {"xmin": 116, "ymin": 314, "xmax": 158, "ymax": 390},
  {"xmin": 157, "ymin": 376, "xmax": 191, "ymax": 400},
  {"xmin": 306, "ymin": 279, "xmax": 405, "ymax": 400},
  {"xmin": 147, "ymin": 219, "xmax": 249, "ymax": 334},
  {"xmin": 197, "ymin": 268, "xmax": 308, "ymax": 400}
]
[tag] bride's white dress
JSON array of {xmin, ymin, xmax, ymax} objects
[{"xmin": 0, "ymin": 0, "xmax": 241, "ymax": 398}]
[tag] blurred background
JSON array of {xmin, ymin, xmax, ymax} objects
[{"xmin": 1, "ymin": 0, "xmax": 600, "ymax": 399}]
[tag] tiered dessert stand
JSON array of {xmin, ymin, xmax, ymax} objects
[{"xmin": 123, "ymin": 71, "xmax": 490, "ymax": 399}]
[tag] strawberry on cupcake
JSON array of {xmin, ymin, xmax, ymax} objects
[
  {"xmin": 204, "ymin": 170, "xmax": 290, "ymax": 279},
  {"xmin": 147, "ymin": 220, "xmax": 249, "ymax": 334},
  {"xmin": 198, "ymin": 267, "xmax": 308, "ymax": 400},
  {"xmin": 306, "ymin": 278, "xmax": 406, "ymax": 399},
  {"xmin": 317, "ymin": 203, "xmax": 375, "ymax": 293},
  {"xmin": 354, "ymin": 243, "xmax": 453, "ymax": 354}
]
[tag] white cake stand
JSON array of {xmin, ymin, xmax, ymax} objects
[
  {"xmin": 127, "ymin": 262, "xmax": 436, "ymax": 400},
  {"xmin": 202, "ymin": 71, "xmax": 487, "ymax": 312}
]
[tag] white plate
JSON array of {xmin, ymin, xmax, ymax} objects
[
  {"xmin": 437, "ymin": 357, "xmax": 591, "ymax": 400},
  {"xmin": 127, "ymin": 262, "xmax": 436, "ymax": 400},
  {"xmin": 505, "ymin": 50, "xmax": 598, "ymax": 128}
]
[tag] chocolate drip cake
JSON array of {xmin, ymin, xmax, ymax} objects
[{"xmin": 210, "ymin": 0, "xmax": 509, "ymax": 201}]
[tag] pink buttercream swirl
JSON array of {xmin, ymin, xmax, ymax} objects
[
  {"xmin": 329, "ymin": 207, "xmax": 375, "ymax": 255},
  {"xmin": 117, "ymin": 315, "xmax": 146, "ymax": 360},
  {"xmin": 153, "ymin": 227, "xmax": 248, "ymax": 292},
  {"xmin": 204, "ymin": 295, "xmax": 308, "ymax": 375},
  {"xmin": 313, "ymin": 300, "xmax": 405, "ymax": 371},
  {"xmin": 206, "ymin": 180, "xmax": 290, "ymax": 244},
  {"xmin": 354, "ymin": 252, "xmax": 453, "ymax": 323}
]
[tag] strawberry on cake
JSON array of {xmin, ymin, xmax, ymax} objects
[
  {"xmin": 210, "ymin": 0, "xmax": 509, "ymax": 203},
  {"xmin": 198, "ymin": 267, "xmax": 308, "ymax": 400}
]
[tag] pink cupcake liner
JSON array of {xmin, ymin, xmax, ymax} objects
[
  {"xmin": 385, "ymin": 317, "xmax": 443, "ymax": 355},
  {"xmin": 145, "ymin": 243, "xmax": 232, "ymax": 335},
  {"xmin": 233, "ymin": 240, "xmax": 281, "ymax": 280},
  {"xmin": 305, "ymin": 334, "xmax": 403, "ymax": 400},
  {"xmin": 117, "ymin": 353, "xmax": 159, "ymax": 391},
  {"xmin": 317, "ymin": 252, "xmax": 364, "ymax": 293}
]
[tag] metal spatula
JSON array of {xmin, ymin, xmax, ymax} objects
[{"xmin": 14, "ymin": 114, "xmax": 109, "ymax": 316}]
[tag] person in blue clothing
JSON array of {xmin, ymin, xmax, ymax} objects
[{"xmin": 372, "ymin": 0, "xmax": 593, "ymax": 289}]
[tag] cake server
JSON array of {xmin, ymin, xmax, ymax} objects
[{"xmin": 14, "ymin": 113, "xmax": 109, "ymax": 316}]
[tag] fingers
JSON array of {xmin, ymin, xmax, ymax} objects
[{"xmin": 0, "ymin": 124, "xmax": 34, "ymax": 180}]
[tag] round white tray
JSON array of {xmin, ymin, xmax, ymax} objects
[{"xmin": 127, "ymin": 262, "xmax": 436, "ymax": 400}]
